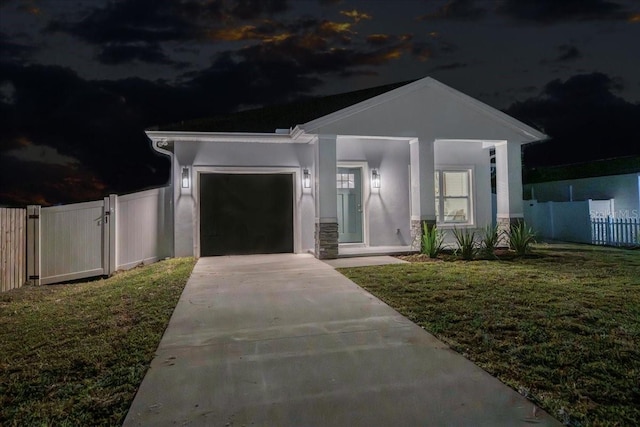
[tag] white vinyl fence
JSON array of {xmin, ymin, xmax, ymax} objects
[
  {"xmin": 523, "ymin": 200, "xmax": 593, "ymax": 244},
  {"xmin": 24, "ymin": 187, "xmax": 172, "ymax": 286},
  {"xmin": 524, "ymin": 199, "xmax": 639, "ymax": 247}
]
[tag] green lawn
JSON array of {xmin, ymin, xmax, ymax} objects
[
  {"xmin": 339, "ymin": 243, "xmax": 640, "ymax": 426},
  {"xmin": 0, "ymin": 257, "xmax": 196, "ymax": 427}
]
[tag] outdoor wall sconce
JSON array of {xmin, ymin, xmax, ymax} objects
[
  {"xmin": 371, "ymin": 168, "xmax": 381, "ymax": 188},
  {"xmin": 303, "ymin": 168, "xmax": 311, "ymax": 188},
  {"xmin": 181, "ymin": 167, "xmax": 190, "ymax": 188}
]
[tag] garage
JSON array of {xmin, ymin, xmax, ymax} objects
[{"xmin": 199, "ymin": 173, "xmax": 294, "ymax": 256}]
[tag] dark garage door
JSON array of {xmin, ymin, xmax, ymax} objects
[{"xmin": 200, "ymin": 173, "xmax": 294, "ymax": 256}]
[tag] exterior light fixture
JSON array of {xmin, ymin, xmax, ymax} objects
[
  {"xmin": 181, "ymin": 167, "xmax": 190, "ymax": 188},
  {"xmin": 371, "ymin": 168, "xmax": 380, "ymax": 188},
  {"xmin": 303, "ymin": 168, "xmax": 311, "ymax": 188}
]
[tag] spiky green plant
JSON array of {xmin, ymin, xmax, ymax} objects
[
  {"xmin": 480, "ymin": 224, "xmax": 502, "ymax": 257},
  {"xmin": 508, "ymin": 222, "xmax": 537, "ymax": 256},
  {"xmin": 422, "ymin": 223, "xmax": 444, "ymax": 258},
  {"xmin": 452, "ymin": 227, "xmax": 478, "ymax": 260}
]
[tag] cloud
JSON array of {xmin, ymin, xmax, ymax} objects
[
  {"xmin": 340, "ymin": 9, "xmax": 372, "ymax": 23},
  {"xmin": 555, "ymin": 45, "xmax": 583, "ymax": 62},
  {"xmin": 0, "ymin": 61, "xmax": 173, "ymax": 204},
  {"xmin": 497, "ymin": 0, "xmax": 635, "ymax": 24},
  {"xmin": 0, "ymin": 156, "xmax": 107, "ymax": 206},
  {"xmin": 429, "ymin": 62, "xmax": 468, "ymax": 71},
  {"xmin": 540, "ymin": 44, "xmax": 583, "ymax": 64},
  {"xmin": 367, "ymin": 34, "xmax": 391, "ymax": 45},
  {"xmin": 4, "ymin": 139, "xmax": 79, "ymax": 165},
  {"xmin": 418, "ymin": 0, "xmax": 486, "ymax": 21},
  {"xmin": 506, "ymin": 73, "xmax": 640, "ymax": 167},
  {"xmin": 0, "ymin": 31, "xmax": 36, "ymax": 61},
  {"xmin": 229, "ymin": 0, "xmax": 289, "ymax": 20},
  {"xmin": 96, "ymin": 42, "xmax": 183, "ymax": 66},
  {"xmin": 48, "ymin": 0, "xmax": 292, "ymax": 46}
]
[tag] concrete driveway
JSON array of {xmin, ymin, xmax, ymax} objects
[{"xmin": 124, "ymin": 254, "xmax": 560, "ymax": 426}]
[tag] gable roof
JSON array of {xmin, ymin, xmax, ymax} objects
[
  {"xmin": 299, "ymin": 77, "xmax": 547, "ymax": 143},
  {"xmin": 155, "ymin": 76, "xmax": 546, "ymax": 144}
]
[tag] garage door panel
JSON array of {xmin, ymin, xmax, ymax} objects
[{"xmin": 200, "ymin": 174, "xmax": 293, "ymax": 256}]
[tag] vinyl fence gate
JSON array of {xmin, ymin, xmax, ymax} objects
[{"xmin": 25, "ymin": 187, "xmax": 172, "ymax": 286}]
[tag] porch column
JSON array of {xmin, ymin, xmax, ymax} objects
[
  {"xmin": 409, "ymin": 138, "xmax": 436, "ymax": 251},
  {"xmin": 314, "ymin": 135, "xmax": 338, "ymax": 259},
  {"xmin": 495, "ymin": 142, "xmax": 525, "ymax": 239}
]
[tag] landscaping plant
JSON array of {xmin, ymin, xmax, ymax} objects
[
  {"xmin": 508, "ymin": 222, "xmax": 536, "ymax": 256},
  {"xmin": 422, "ymin": 222, "xmax": 444, "ymax": 258},
  {"xmin": 480, "ymin": 224, "xmax": 502, "ymax": 257},
  {"xmin": 452, "ymin": 227, "xmax": 478, "ymax": 260}
]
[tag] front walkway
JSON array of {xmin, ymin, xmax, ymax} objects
[{"xmin": 124, "ymin": 254, "xmax": 559, "ymax": 426}]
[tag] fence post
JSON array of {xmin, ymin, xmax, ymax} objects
[
  {"xmin": 26, "ymin": 205, "xmax": 41, "ymax": 286},
  {"xmin": 109, "ymin": 194, "xmax": 117, "ymax": 274},
  {"xmin": 102, "ymin": 195, "xmax": 118, "ymax": 276}
]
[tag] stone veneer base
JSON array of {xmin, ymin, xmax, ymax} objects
[
  {"xmin": 315, "ymin": 222, "xmax": 339, "ymax": 259},
  {"xmin": 410, "ymin": 219, "xmax": 436, "ymax": 252}
]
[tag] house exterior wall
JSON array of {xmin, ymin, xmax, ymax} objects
[
  {"xmin": 173, "ymin": 141, "xmax": 315, "ymax": 257},
  {"xmin": 337, "ymin": 138, "xmax": 411, "ymax": 246},
  {"xmin": 524, "ymin": 173, "xmax": 640, "ymax": 219}
]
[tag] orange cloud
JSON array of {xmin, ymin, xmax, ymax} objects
[
  {"xmin": 367, "ymin": 34, "xmax": 390, "ymax": 45},
  {"xmin": 382, "ymin": 50, "xmax": 402, "ymax": 61},
  {"xmin": 340, "ymin": 9, "xmax": 372, "ymax": 23},
  {"xmin": 298, "ymin": 34, "xmax": 328, "ymax": 50},
  {"xmin": 319, "ymin": 21, "xmax": 353, "ymax": 34},
  {"xmin": 629, "ymin": 13, "xmax": 640, "ymax": 23},
  {"xmin": 207, "ymin": 25, "xmax": 258, "ymax": 41},
  {"xmin": 263, "ymin": 33, "xmax": 292, "ymax": 43}
]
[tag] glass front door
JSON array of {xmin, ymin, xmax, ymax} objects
[{"xmin": 337, "ymin": 167, "xmax": 363, "ymax": 243}]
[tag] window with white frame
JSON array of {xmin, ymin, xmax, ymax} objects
[
  {"xmin": 336, "ymin": 173, "xmax": 355, "ymax": 189},
  {"xmin": 435, "ymin": 169, "xmax": 472, "ymax": 224}
]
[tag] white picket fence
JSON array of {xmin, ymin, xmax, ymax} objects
[
  {"xmin": 15, "ymin": 187, "xmax": 173, "ymax": 288},
  {"xmin": 592, "ymin": 217, "xmax": 640, "ymax": 247}
]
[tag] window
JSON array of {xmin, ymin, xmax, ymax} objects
[
  {"xmin": 435, "ymin": 170, "xmax": 472, "ymax": 224},
  {"xmin": 336, "ymin": 173, "xmax": 355, "ymax": 189}
]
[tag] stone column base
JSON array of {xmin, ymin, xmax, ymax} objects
[
  {"xmin": 410, "ymin": 219, "xmax": 436, "ymax": 252},
  {"xmin": 315, "ymin": 222, "xmax": 338, "ymax": 259},
  {"xmin": 497, "ymin": 216, "xmax": 524, "ymax": 248}
]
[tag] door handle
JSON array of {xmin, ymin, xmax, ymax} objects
[{"xmin": 357, "ymin": 203, "xmax": 362, "ymax": 213}]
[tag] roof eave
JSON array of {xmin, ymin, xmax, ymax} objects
[{"xmin": 145, "ymin": 130, "xmax": 314, "ymax": 144}]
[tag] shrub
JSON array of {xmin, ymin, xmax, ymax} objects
[
  {"xmin": 508, "ymin": 222, "xmax": 536, "ymax": 256},
  {"xmin": 480, "ymin": 224, "xmax": 502, "ymax": 257},
  {"xmin": 422, "ymin": 223, "xmax": 444, "ymax": 258},
  {"xmin": 452, "ymin": 227, "xmax": 478, "ymax": 260}
]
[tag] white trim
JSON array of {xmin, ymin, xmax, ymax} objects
[
  {"xmin": 337, "ymin": 161, "xmax": 370, "ymax": 247},
  {"xmin": 146, "ymin": 130, "xmax": 314, "ymax": 144},
  {"xmin": 434, "ymin": 165, "xmax": 476, "ymax": 227},
  {"xmin": 192, "ymin": 166, "xmax": 301, "ymax": 257}
]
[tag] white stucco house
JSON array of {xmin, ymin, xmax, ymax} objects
[{"xmin": 146, "ymin": 76, "xmax": 546, "ymax": 259}]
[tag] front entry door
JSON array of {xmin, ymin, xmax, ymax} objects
[{"xmin": 337, "ymin": 167, "xmax": 363, "ymax": 243}]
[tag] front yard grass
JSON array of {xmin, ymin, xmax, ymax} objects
[
  {"xmin": 0, "ymin": 257, "xmax": 196, "ymax": 426},
  {"xmin": 339, "ymin": 243, "xmax": 640, "ymax": 426}
]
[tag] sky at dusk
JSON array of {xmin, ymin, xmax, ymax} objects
[{"xmin": 1, "ymin": 0, "xmax": 639, "ymax": 206}]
